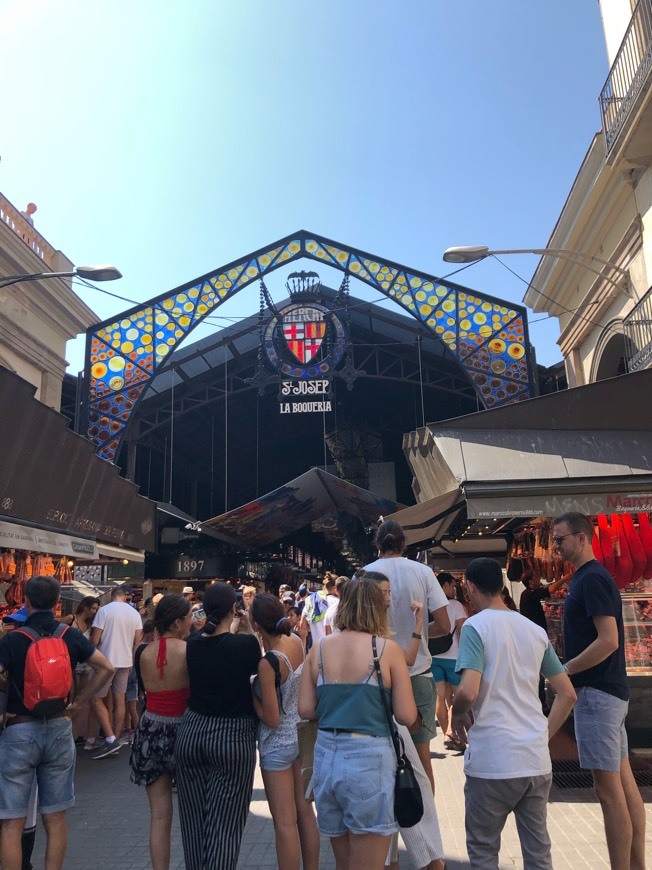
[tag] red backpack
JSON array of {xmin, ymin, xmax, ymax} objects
[{"xmin": 14, "ymin": 624, "xmax": 73, "ymax": 717}]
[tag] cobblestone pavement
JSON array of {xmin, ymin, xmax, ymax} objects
[{"xmin": 31, "ymin": 734, "xmax": 652, "ymax": 868}]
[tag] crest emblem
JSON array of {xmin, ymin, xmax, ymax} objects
[{"xmin": 282, "ymin": 306, "xmax": 327, "ymax": 364}]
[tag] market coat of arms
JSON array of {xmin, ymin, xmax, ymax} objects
[{"xmin": 282, "ymin": 306, "xmax": 327, "ymax": 364}]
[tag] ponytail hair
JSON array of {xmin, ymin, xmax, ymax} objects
[
  {"xmin": 251, "ymin": 593, "xmax": 292, "ymax": 636},
  {"xmin": 375, "ymin": 519, "xmax": 406, "ymax": 554},
  {"xmin": 202, "ymin": 582, "xmax": 236, "ymax": 634},
  {"xmin": 154, "ymin": 593, "xmax": 191, "ymax": 635}
]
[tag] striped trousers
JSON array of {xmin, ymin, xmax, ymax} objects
[{"xmin": 175, "ymin": 709, "xmax": 257, "ymax": 870}]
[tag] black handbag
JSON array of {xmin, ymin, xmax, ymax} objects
[
  {"xmin": 371, "ymin": 636, "xmax": 424, "ymax": 829},
  {"xmin": 427, "ymin": 632, "xmax": 453, "ymax": 656}
]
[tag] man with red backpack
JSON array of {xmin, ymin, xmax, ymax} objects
[{"xmin": 0, "ymin": 575, "xmax": 114, "ymax": 870}]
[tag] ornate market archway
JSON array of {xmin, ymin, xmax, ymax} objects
[{"xmin": 83, "ymin": 231, "xmax": 534, "ymax": 462}]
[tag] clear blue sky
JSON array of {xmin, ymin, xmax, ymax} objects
[{"xmin": 2, "ymin": 0, "xmax": 608, "ymax": 372}]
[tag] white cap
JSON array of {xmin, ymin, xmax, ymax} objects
[{"xmin": 182, "ymin": 586, "xmax": 194, "ymax": 595}]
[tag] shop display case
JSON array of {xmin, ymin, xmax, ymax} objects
[
  {"xmin": 544, "ymin": 586, "xmax": 652, "ymax": 747},
  {"xmin": 544, "ymin": 593, "xmax": 652, "ymax": 676}
]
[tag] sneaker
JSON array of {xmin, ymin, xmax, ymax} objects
[
  {"xmin": 118, "ymin": 730, "xmax": 133, "ymax": 746},
  {"xmin": 91, "ymin": 740, "xmax": 121, "ymax": 760},
  {"xmin": 83, "ymin": 738, "xmax": 99, "ymax": 751}
]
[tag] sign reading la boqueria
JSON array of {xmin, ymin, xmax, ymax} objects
[
  {"xmin": 246, "ymin": 270, "xmax": 363, "ymax": 413},
  {"xmin": 279, "ymin": 379, "xmax": 332, "ymax": 413}
]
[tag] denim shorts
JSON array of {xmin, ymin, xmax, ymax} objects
[
  {"xmin": 574, "ymin": 686, "xmax": 629, "ymax": 772},
  {"xmin": 125, "ymin": 668, "xmax": 139, "ymax": 702},
  {"xmin": 259, "ymin": 744, "xmax": 299, "ymax": 772},
  {"xmin": 431, "ymin": 657, "xmax": 461, "ymax": 687},
  {"xmin": 313, "ymin": 730, "xmax": 398, "ymax": 837},
  {"xmin": 0, "ymin": 718, "xmax": 75, "ymax": 818},
  {"xmin": 409, "ymin": 674, "xmax": 437, "ymax": 744}
]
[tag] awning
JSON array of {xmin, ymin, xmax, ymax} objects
[
  {"xmin": 385, "ymin": 488, "xmax": 464, "ymax": 547},
  {"xmin": 204, "ymin": 468, "xmax": 398, "ymax": 549},
  {"xmin": 396, "ymin": 372, "xmax": 652, "ymax": 549},
  {"xmin": 0, "ymin": 368, "xmax": 156, "ymax": 552},
  {"xmin": 96, "ymin": 543, "xmax": 145, "ymax": 563}
]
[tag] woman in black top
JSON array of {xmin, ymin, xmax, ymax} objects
[{"xmin": 175, "ymin": 582, "xmax": 260, "ymax": 870}]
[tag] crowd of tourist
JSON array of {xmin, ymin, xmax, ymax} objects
[{"xmin": 0, "ymin": 511, "xmax": 645, "ymax": 869}]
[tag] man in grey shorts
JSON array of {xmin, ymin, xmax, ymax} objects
[
  {"xmin": 90, "ymin": 587, "xmax": 142, "ymax": 760},
  {"xmin": 451, "ymin": 558, "xmax": 576, "ymax": 869},
  {"xmin": 553, "ymin": 512, "xmax": 646, "ymax": 869}
]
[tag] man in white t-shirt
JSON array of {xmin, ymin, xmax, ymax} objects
[
  {"xmin": 430, "ymin": 572, "xmax": 467, "ymax": 748},
  {"xmin": 365, "ymin": 519, "xmax": 450, "ymax": 793},
  {"xmin": 451, "ymin": 558, "xmax": 576, "ymax": 869},
  {"xmin": 89, "ymin": 587, "xmax": 143, "ymax": 759}
]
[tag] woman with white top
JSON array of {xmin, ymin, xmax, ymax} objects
[{"xmin": 250, "ymin": 593, "xmax": 319, "ymax": 870}]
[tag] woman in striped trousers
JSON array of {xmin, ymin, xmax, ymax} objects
[{"xmin": 175, "ymin": 582, "xmax": 261, "ymax": 869}]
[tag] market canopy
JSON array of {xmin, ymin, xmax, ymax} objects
[
  {"xmin": 203, "ymin": 468, "xmax": 399, "ymax": 549},
  {"xmin": 391, "ymin": 370, "xmax": 652, "ymax": 548}
]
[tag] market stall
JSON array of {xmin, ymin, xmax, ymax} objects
[{"xmin": 389, "ymin": 371, "xmax": 652, "ymax": 746}]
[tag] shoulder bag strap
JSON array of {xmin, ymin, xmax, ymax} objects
[{"xmin": 371, "ymin": 635, "xmax": 403, "ymax": 765}]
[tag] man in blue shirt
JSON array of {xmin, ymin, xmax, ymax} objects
[{"xmin": 553, "ymin": 512, "xmax": 646, "ymax": 870}]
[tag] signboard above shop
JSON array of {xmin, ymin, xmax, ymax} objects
[
  {"xmin": 0, "ymin": 520, "xmax": 98, "ymax": 559},
  {"xmin": 468, "ymin": 491, "xmax": 652, "ymax": 520}
]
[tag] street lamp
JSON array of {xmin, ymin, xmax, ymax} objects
[
  {"xmin": 0, "ymin": 265, "xmax": 122, "ymax": 289},
  {"xmin": 442, "ymin": 245, "xmax": 634, "ymax": 298}
]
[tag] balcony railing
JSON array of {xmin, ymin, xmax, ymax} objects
[
  {"xmin": 0, "ymin": 192, "xmax": 55, "ymax": 268},
  {"xmin": 624, "ymin": 285, "xmax": 652, "ymax": 371},
  {"xmin": 599, "ymin": 0, "xmax": 652, "ymax": 154}
]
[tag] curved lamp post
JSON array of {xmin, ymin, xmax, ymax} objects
[
  {"xmin": 442, "ymin": 246, "xmax": 633, "ymax": 299},
  {"xmin": 0, "ymin": 265, "xmax": 122, "ymax": 289}
]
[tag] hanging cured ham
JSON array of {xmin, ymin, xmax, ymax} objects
[
  {"xmin": 637, "ymin": 513, "xmax": 652, "ymax": 580},
  {"xmin": 596, "ymin": 514, "xmax": 616, "ymax": 575},
  {"xmin": 621, "ymin": 513, "xmax": 646, "ymax": 585},
  {"xmin": 592, "ymin": 531, "xmax": 604, "ymax": 565},
  {"xmin": 611, "ymin": 514, "xmax": 634, "ymax": 589}
]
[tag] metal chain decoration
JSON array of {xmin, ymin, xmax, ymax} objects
[{"xmin": 83, "ymin": 230, "xmax": 533, "ymax": 462}]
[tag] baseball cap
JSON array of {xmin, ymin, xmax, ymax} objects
[
  {"xmin": 182, "ymin": 586, "xmax": 194, "ymax": 595},
  {"xmin": 282, "ymin": 592, "xmax": 295, "ymax": 603},
  {"xmin": 298, "ymin": 585, "xmax": 307, "ymax": 595},
  {"xmin": 152, "ymin": 593, "xmax": 164, "ymax": 606},
  {"xmin": 3, "ymin": 606, "xmax": 29, "ymax": 625}
]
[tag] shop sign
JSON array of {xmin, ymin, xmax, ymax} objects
[
  {"xmin": 468, "ymin": 491, "xmax": 652, "ymax": 520},
  {"xmin": 0, "ymin": 520, "xmax": 98, "ymax": 558}
]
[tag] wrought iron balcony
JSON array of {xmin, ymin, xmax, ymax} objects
[
  {"xmin": 624, "ymin": 284, "xmax": 652, "ymax": 371},
  {"xmin": 599, "ymin": 0, "xmax": 652, "ymax": 154}
]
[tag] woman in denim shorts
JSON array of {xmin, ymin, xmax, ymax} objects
[
  {"xmin": 250, "ymin": 594, "xmax": 319, "ymax": 870},
  {"xmin": 299, "ymin": 575, "xmax": 417, "ymax": 870}
]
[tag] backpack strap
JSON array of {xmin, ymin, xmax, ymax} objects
[
  {"xmin": 52, "ymin": 624, "xmax": 69, "ymax": 640},
  {"xmin": 263, "ymin": 652, "xmax": 284, "ymax": 714},
  {"xmin": 13, "ymin": 627, "xmax": 40, "ymax": 643}
]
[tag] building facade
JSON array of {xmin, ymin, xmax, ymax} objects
[
  {"xmin": 0, "ymin": 192, "xmax": 97, "ymax": 409},
  {"xmin": 524, "ymin": 0, "xmax": 652, "ymax": 385}
]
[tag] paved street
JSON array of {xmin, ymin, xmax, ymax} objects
[{"xmin": 31, "ymin": 733, "xmax": 652, "ymax": 869}]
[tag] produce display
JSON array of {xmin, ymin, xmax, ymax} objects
[{"xmin": 511, "ymin": 514, "xmax": 652, "ymax": 676}]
